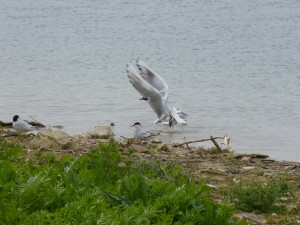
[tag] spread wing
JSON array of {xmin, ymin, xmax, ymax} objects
[
  {"xmin": 127, "ymin": 63, "xmax": 165, "ymax": 118},
  {"xmin": 136, "ymin": 59, "xmax": 169, "ymax": 100}
]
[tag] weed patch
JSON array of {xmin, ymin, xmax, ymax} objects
[
  {"xmin": 0, "ymin": 139, "xmax": 247, "ymax": 224},
  {"xmin": 226, "ymin": 177, "xmax": 295, "ymax": 213}
]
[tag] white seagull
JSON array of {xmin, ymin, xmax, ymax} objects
[
  {"xmin": 127, "ymin": 59, "xmax": 188, "ymax": 126},
  {"xmin": 12, "ymin": 115, "xmax": 37, "ymax": 131},
  {"xmin": 131, "ymin": 122, "xmax": 159, "ymax": 140}
]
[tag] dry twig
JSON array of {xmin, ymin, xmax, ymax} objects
[{"xmin": 173, "ymin": 136, "xmax": 224, "ymax": 147}]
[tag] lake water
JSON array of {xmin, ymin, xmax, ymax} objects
[{"xmin": 1, "ymin": 0, "xmax": 300, "ymax": 161}]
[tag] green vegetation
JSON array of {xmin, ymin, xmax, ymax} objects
[
  {"xmin": 226, "ymin": 177, "xmax": 296, "ymax": 214},
  {"xmin": 0, "ymin": 139, "xmax": 247, "ymax": 225}
]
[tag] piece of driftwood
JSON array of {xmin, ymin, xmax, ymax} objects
[
  {"xmin": 235, "ymin": 154, "xmax": 269, "ymax": 159},
  {"xmin": 0, "ymin": 121, "xmax": 12, "ymax": 127},
  {"xmin": 28, "ymin": 116, "xmax": 46, "ymax": 127},
  {"xmin": 173, "ymin": 136, "xmax": 224, "ymax": 147},
  {"xmin": 210, "ymin": 136, "xmax": 223, "ymax": 152},
  {"xmin": 26, "ymin": 120, "xmax": 46, "ymax": 128},
  {"xmin": 0, "ymin": 120, "xmax": 45, "ymax": 128},
  {"xmin": 1, "ymin": 133, "xmax": 35, "ymax": 138},
  {"xmin": 178, "ymin": 159, "xmax": 206, "ymax": 163},
  {"xmin": 261, "ymin": 159, "xmax": 275, "ymax": 163},
  {"xmin": 242, "ymin": 216, "xmax": 263, "ymax": 225}
]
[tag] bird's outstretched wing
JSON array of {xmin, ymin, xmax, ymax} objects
[
  {"xmin": 127, "ymin": 64, "xmax": 165, "ymax": 118},
  {"xmin": 136, "ymin": 59, "xmax": 169, "ymax": 100}
]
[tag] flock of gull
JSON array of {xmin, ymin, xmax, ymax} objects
[{"xmin": 11, "ymin": 59, "xmax": 188, "ymax": 140}]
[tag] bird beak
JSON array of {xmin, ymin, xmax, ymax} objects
[{"xmin": 130, "ymin": 124, "xmax": 135, "ymax": 127}]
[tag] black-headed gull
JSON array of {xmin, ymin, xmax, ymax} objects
[
  {"xmin": 131, "ymin": 122, "xmax": 159, "ymax": 140},
  {"xmin": 127, "ymin": 59, "xmax": 188, "ymax": 126},
  {"xmin": 12, "ymin": 115, "xmax": 37, "ymax": 131}
]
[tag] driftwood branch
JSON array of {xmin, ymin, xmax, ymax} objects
[
  {"xmin": 1, "ymin": 132, "xmax": 35, "ymax": 138},
  {"xmin": 0, "ymin": 121, "xmax": 12, "ymax": 127},
  {"xmin": 28, "ymin": 116, "xmax": 46, "ymax": 127},
  {"xmin": 242, "ymin": 216, "xmax": 263, "ymax": 225},
  {"xmin": 26, "ymin": 120, "xmax": 46, "ymax": 128},
  {"xmin": 0, "ymin": 119, "xmax": 45, "ymax": 128},
  {"xmin": 210, "ymin": 136, "xmax": 223, "ymax": 152},
  {"xmin": 173, "ymin": 136, "xmax": 224, "ymax": 147},
  {"xmin": 235, "ymin": 154, "xmax": 269, "ymax": 159}
]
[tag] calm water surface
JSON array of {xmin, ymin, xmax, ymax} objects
[{"xmin": 1, "ymin": 0, "xmax": 300, "ymax": 161}]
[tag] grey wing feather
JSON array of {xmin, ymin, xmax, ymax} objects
[
  {"xmin": 136, "ymin": 59, "xmax": 169, "ymax": 99},
  {"xmin": 13, "ymin": 120, "xmax": 34, "ymax": 131},
  {"xmin": 127, "ymin": 64, "xmax": 166, "ymax": 118},
  {"xmin": 137, "ymin": 129, "xmax": 158, "ymax": 140},
  {"xmin": 142, "ymin": 130, "xmax": 152, "ymax": 138}
]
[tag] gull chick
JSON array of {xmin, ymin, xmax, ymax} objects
[
  {"xmin": 131, "ymin": 122, "xmax": 159, "ymax": 140},
  {"xmin": 12, "ymin": 115, "xmax": 36, "ymax": 131},
  {"xmin": 127, "ymin": 59, "xmax": 188, "ymax": 126}
]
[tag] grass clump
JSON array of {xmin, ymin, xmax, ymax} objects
[
  {"xmin": 0, "ymin": 138, "xmax": 24, "ymax": 161},
  {"xmin": 226, "ymin": 177, "xmax": 295, "ymax": 213},
  {"xmin": 0, "ymin": 139, "xmax": 247, "ymax": 224}
]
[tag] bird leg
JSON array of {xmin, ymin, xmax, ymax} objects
[{"xmin": 169, "ymin": 114, "xmax": 174, "ymax": 127}]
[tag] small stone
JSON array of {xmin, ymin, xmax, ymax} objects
[
  {"xmin": 227, "ymin": 148, "xmax": 235, "ymax": 153},
  {"xmin": 81, "ymin": 124, "xmax": 114, "ymax": 139},
  {"xmin": 157, "ymin": 144, "xmax": 171, "ymax": 152},
  {"xmin": 30, "ymin": 129, "xmax": 73, "ymax": 150},
  {"xmin": 242, "ymin": 166, "xmax": 256, "ymax": 171},
  {"xmin": 233, "ymin": 178, "xmax": 241, "ymax": 184},
  {"xmin": 118, "ymin": 162, "xmax": 126, "ymax": 167},
  {"xmin": 152, "ymin": 139, "xmax": 162, "ymax": 144},
  {"xmin": 241, "ymin": 156, "xmax": 252, "ymax": 162},
  {"xmin": 205, "ymin": 184, "xmax": 217, "ymax": 189},
  {"xmin": 216, "ymin": 169, "xmax": 227, "ymax": 174}
]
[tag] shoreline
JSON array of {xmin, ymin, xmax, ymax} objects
[
  {"xmin": 1, "ymin": 118, "xmax": 298, "ymax": 163},
  {"xmin": 1, "ymin": 128, "xmax": 299, "ymax": 224}
]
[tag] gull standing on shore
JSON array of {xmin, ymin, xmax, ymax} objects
[{"xmin": 126, "ymin": 59, "xmax": 188, "ymax": 126}]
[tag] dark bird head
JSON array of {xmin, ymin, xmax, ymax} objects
[
  {"xmin": 13, "ymin": 115, "xmax": 20, "ymax": 122},
  {"xmin": 139, "ymin": 97, "xmax": 148, "ymax": 101},
  {"xmin": 130, "ymin": 122, "xmax": 141, "ymax": 127}
]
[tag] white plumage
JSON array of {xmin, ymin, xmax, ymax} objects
[
  {"xmin": 131, "ymin": 122, "xmax": 159, "ymax": 140},
  {"xmin": 12, "ymin": 115, "xmax": 36, "ymax": 131},
  {"xmin": 127, "ymin": 59, "xmax": 188, "ymax": 126}
]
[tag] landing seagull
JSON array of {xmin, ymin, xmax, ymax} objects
[
  {"xmin": 126, "ymin": 59, "xmax": 188, "ymax": 126},
  {"xmin": 12, "ymin": 115, "xmax": 37, "ymax": 131},
  {"xmin": 131, "ymin": 122, "xmax": 159, "ymax": 140}
]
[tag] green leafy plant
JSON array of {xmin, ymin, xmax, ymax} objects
[
  {"xmin": 0, "ymin": 139, "xmax": 247, "ymax": 224},
  {"xmin": 226, "ymin": 177, "xmax": 295, "ymax": 213},
  {"xmin": 0, "ymin": 138, "xmax": 24, "ymax": 161}
]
